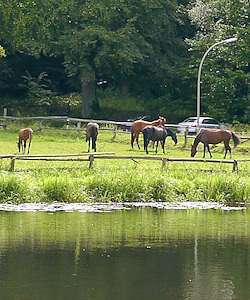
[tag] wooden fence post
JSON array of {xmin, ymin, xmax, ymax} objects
[
  {"xmin": 77, "ymin": 121, "xmax": 81, "ymax": 136},
  {"xmin": 184, "ymin": 128, "xmax": 188, "ymax": 145},
  {"xmin": 113, "ymin": 125, "xmax": 117, "ymax": 138},
  {"xmin": 162, "ymin": 158, "xmax": 167, "ymax": 168},
  {"xmin": 3, "ymin": 108, "xmax": 7, "ymax": 130},
  {"xmin": 89, "ymin": 155, "xmax": 94, "ymax": 168},
  {"xmin": 233, "ymin": 160, "xmax": 238, "ymax": 172},
  {"xmin": 38, "ymin": 121, "xmax": 43, "ymax": 132},
  {"xmin": 10, "ymin": 157, "xmax": 16, "ymax": 171}
]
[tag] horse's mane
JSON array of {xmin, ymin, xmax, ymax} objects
[{"xmin": 193, "ymin": 131, "xmax": 202, "ymax": 145}]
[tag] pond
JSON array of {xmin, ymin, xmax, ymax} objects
[{"xmin": 0, "ymin": 206, "xmax": 249, "ymax": 299}]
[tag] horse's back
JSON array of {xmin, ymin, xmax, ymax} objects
[
  {"xmin": 152, "ymin": 126, "xmax": 166, "ymax": 140},
  {"xmin": 142, "ymin": 125, "xmax": 156, "ymax": 132},
  {"xmin": 19, "ymin": 128, "xmax": 33, "ymax": 140},
  {"xmin": 132, "ymin": 120, "xmax": 151, "ymax": 132},
  {"xmin": 87, "ymin": 122, "xmax": 99, "ymax": 128},
  {"xmin": 142, "ymin": 125, "xmax": 155, "ymax": 138},
  {"xmin": 143, "ymin": 125, "xmax": 166, "ymax": 141},
  {"xmin": 86, "ymin": 122, "xmax": 99, "ymax": 140},
  {"xmin": 200, "ymin": 129, "xmax": 231, "ymax": 144},
  {"xmin": 87, "ymin": 122, "xmax": 99, "ymax": 132},
  {"xmin": 132, "ymin": 116, "xmax": 166, "ymax": 133}
]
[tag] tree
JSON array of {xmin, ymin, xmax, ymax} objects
[
  {"xmin": 0, "ymin": 0, "xmax": 184, "ymax": 117},
  {"xmin": 186, "ymin": 0, "xmax": 249, "ymax": 123}
]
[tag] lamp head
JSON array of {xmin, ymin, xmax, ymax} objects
[{"xmin": 224, "ymin": 37, "xmax": 238, "ymax": 43}]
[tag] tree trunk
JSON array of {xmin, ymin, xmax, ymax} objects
[{"xmin": 81, "ymin": 80, "xmax": 98, "ymax": 118}]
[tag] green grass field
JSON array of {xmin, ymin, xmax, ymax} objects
[{"xmin": 0, "ymin": 123, "xmax": 250, "ymax": 206}]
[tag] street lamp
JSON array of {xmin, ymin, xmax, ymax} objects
[{"xmin": 196, "ymin": 37, "xmax": 238, "ymax": 132}]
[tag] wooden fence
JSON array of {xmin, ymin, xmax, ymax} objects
[
  {"xmin": 0, "ymin": 108, "xmax": 192, "ymax": 141},
  {"xmin": 1, "ymin": 109, "xmax": 250, "ymax": 143},
  {"xmin": 0, "ymin": 153, "xmax": 115, "ymax": 171},
  {"xmin": 0, "ymin": 153, "xmax": 247, "ymax": 172}
]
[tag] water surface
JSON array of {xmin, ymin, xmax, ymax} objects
[{"xmin": 0, "ymin": 208, "xmax": 249, "ymax": 299}]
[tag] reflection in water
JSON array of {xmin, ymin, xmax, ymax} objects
[{"xmin": 0, "ymin": 208, "xmax": 249, "ymax": 299}]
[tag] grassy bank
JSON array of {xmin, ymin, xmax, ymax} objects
[{"xmin": 0, "ymin": 123, "xmax": 250, "ymax": 206}]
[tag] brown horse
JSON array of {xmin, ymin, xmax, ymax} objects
[
  {"xmin": 131, "ymin": 116, "xmax": 166, "ymax": 149},
  {"xmin": 17, "ymin": 128, "xmax": 33, "ymax": 154},
  {"xmin": 191, "ymin": 129, "xmax": 240, "ymax": 159},
  {"xmin": 86, "ymin": 122, "xmax": 99, "ymax": 152}
]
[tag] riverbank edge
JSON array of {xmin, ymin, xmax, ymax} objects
[{"xmin": 0, "ymin": 201, "xmax": 247, "ymax": 213}]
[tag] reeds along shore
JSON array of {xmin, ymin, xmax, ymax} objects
[{"xmin": 0, "ymin": 166, "xmax": 250, "ymax": 206}]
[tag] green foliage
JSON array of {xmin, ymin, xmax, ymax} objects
[
  {"xmin": 0, "ymin": 173, "xmax": 33, "ymax": 203},
  {"xmin": 21, "ymin": 72, "xmax": 56, "ymax": 106},
  {"xmin": 1, "ymin": 165, "xmax": 250, "ymax": 205},
  {"xmin": 186, "ymin": 0, "xmax": 250, "ymax": 122},
  {"xmin": 0, "ymin": 0, "xmax": 187, "ymax": 116},
  {"xmin": 0, "ymin": 0, "xmax": 248, "ymax": 122},
  {"xmin": 0, "ymin": 45, "xmax": 6, "ymax": 57}
]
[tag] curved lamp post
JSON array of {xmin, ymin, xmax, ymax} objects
[{"xmin": 196, "ymin": 37, "xmax": 238, "ymax": 132}]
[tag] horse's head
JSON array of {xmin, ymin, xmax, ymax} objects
[
  {"xmin": 159, "ymin": 116, "xmax": 166, "ymax": 125},
  {"xmin": 191, "ymin": 144, "xmax": 197, "ymax": 157},
  {"xmin": 165, "ymin": 128, "xmax": 177, "ymax": 145}
]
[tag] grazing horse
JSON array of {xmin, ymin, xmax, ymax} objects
[
  {"xmin": 191, "ymin": 129, "xmax": 240, "ymax": 159},
  {"xmin": 86, "ymin": 122, "xmax": 99, "ymax": 152},
  {"xmin": 131, "ymin": 116, "xmax": 166, "ymax": 149},
  {"xmin": 142, "ymin": 125, "xmax": 177, "ymax": 154},
  {"xmin": 17, "ymin": 128, "xmax": 33, "ymax": 154}
]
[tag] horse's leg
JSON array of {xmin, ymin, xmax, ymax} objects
[
  {"xmin": 155, "ymin": 141, "xmax": 159, "ymax": 153},
  {"xmin": 131, "ymin": 130, "xmax": 135, "ymax": 149},
  {"xmin": 158, "ymin": 140, "xmax": 164, "ymax": 154},
  {"xmin": 228, "ymin": 145, "xmax": 232, "ymax": 159},
  {"xmin": 27, "ymin": 139, "xmax": 31, "ymax": 154},
  {"xmin": 23, "ymin": 141, "xmax": 27, "ymax": 154},
  {"xmin": 224, "ymin": 148, "xmax": 227, "ymax": 159},
  {"xmin": 92, "ymin": 136, "xmax": 95, "ymax": 151},
  {"xmin": 224, "ymin": 143, "xmax": 231, "ymax": 159},
  {"xmin": 162, "ymin": 139, "xmax": 166, "ymax": 154},
  {"xmin": 88, "ymin": 138, "xmax": 90, "ymax": 152},
  {"xmin": 95, "ymin": 137, "xmax": 97, "ymax": 152},
  {"xmin": 20, "ymin": 141, "xmax": 23, "ymax": 153},
  {"xmin": 203, "ymin": 144, "xmax": 206, "ymax": 158},
  {"xmin": 207, "ymin": 145, "xmax": 212, "ymax": 158},
  {"xmin": 145, "ymin": 139, "xmax": 149, "ymax": 154},
  {"xmin": 135, "ymin": 133, "xmax": 140, "ymax": 149}
]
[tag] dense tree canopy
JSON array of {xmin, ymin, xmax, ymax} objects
[
  {"xmin": 186, "ymin": 0, "xmax": 249, "ymax": 122},
  {"xmin": 0, "ymin": 0, "xmax": 248, "ymax": 122}
]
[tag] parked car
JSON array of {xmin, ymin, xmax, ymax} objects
[
  {"xmin": 177, "ymin": 117, "xmax": 221, "ymax": 134},
  {"xmin": 120, "ymin": 115, "xmax": 156, "ymax": 131}
]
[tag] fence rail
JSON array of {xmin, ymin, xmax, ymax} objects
[
  {"xmin": 1, "ymin": 109, "xmax": 250, "ymax": 143},
  {"xmin": 0, "ymin": 153, "xmax": 246, "ymax": 172}
]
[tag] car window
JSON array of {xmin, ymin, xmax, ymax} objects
[
  {"xmin": 184, "ymin": 118, "xmax": 196, "ymax": 122},
  {"xmin": 202, "ymin": 119, "xmax": 219, "ymax": 125}
]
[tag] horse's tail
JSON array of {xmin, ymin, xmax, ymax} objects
[
  {"xmin": 131, "ymin": 126, "xmax": 134, "ymax": 148},
  {"xmin": 231, "ymin": 132, "xmax": 241, "ymax": 148},
  {"xmin": 91, "ymin": 126, "xmax": 96, "ymax": 150},
  {"xmin": 85, "ymin": 128, "xmax": 89, "ymax": 142},
  {"xmin": 28, "ymin": 129, "xmax": 33, "ymax": 141}
]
